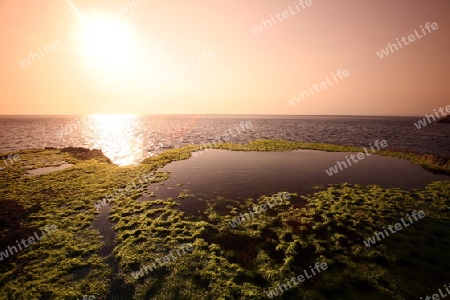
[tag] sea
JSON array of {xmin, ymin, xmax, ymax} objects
[{"xmin": 0, "ymin": 115, "xmax": 448, "ymax": 165}]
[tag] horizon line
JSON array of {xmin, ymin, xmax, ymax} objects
[{"xmin": 0, "ymin": 113, "xmax": 430, "ymax": 118}]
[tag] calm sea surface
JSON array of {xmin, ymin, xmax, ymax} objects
[{"xmin": 0, "ymin": 115, "xmax": 448, "ymax": 165}]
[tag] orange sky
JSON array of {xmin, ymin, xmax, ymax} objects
[{"xmin": 0, "ymin": 0, "xmax": 449, "ymax": 116}]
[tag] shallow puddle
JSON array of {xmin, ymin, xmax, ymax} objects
[
  {"xmin": 144, "ymin": 149, "xmax": 448, "ymax": 211},
  {"xmin": 92, "ymin": 205, "xmax": 116, "ymax": 259},
  {"xmin": 91, "ymin": 205, "xmax": 134, "ymax": 298}
]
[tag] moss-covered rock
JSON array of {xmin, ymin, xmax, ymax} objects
[{"xmin": 0, "ymin": 143, "xmax": 449, "ymax": 299}]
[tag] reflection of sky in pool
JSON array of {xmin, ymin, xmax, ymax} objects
[{"xmin": 143, "ymin": 150, "xmax": 448, "ymax": 209}]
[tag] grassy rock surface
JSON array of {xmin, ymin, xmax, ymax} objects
[{"xmin": 0, "ymin": 142, "xmax": 449, "ymax": 299}]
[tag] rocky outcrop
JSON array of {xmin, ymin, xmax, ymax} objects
[
  {"xmin": 438, "ymin": 115, "xmax": 450, "ymax": 123},
  {"xmin": 422, "ymin": 153, "xmax": 450, "ymax": 167},
  {"xmin": 59, "ymin": 147, "xmax": 112, "ymax": 163}
]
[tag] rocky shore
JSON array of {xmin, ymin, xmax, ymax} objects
[
  {"xmin": 438, "ymin": 115, "xmax": 450, "ymax": 123},
  {"xmin": 0, "ymin": 141, "xmax": 449, "ymax": 299}
]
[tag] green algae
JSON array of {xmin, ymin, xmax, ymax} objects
[
  {"xmin": 0, "ymin": 149, "xmax": 118, "ymax": 299},
  {"xmin": 0, "ymin": 143, "xmax": 449, "ymax": 299}
]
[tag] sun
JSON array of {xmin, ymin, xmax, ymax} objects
[{"xmin": 78, "ymin": 15, "xmax": 140, "ymax": 74}]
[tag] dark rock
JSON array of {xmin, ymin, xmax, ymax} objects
[
  {"xmin": 438, "ymin": 115, "xmax": 450, "ymax": 123},
  {"xmin": 61, "ymin": 147, "xmax": 112, "ymax": 164},
  {"xmin": 384, "ymin": 148, "xmax": 450, "ymax": 175}
]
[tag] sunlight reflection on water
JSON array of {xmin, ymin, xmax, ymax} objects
[
  {"xmin": 0, "ymin": 115, "xmax": 449, "ymax": 166},
  {"xmin": 86, "ymin": 114, "xmax": 145, "ymax": 165}
]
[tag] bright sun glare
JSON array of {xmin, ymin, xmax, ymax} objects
[
  {"xmin": 88, "ymin": 114, "xmax": 139, "ymax": 165},
  {"xmin": 79, "ymin": 16, "xmax": 139, "ymax": 74},
  {"xmin": 89, "ymin": 113, "xmax": 136, "ymax": 126}
]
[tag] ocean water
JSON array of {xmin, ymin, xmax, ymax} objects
[{"xmin": 0, "ymin": 115, "xmax": 448, "ymax": 165}]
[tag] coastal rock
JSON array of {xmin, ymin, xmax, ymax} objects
[
  {"xmin": 382, "ymin": 148, "xmax": 450, "ymax": 175},
  {"xmin": 438, "ymin": 115, "xmax": 450, "ymax": 123},
  {"xmin": 422, "ymin": 154, "xmax": 450, "ymax": 167},
  {"xmin": 61, "ymin": 147, "xmax": 112, "ymax": 164}
]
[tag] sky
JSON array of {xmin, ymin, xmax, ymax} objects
[{"xmin": 0, "ymin": 0, "xmax": 449, "ymax": 116}]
